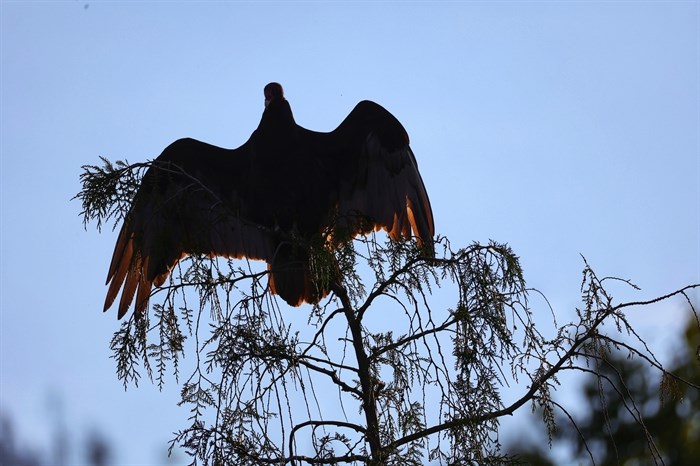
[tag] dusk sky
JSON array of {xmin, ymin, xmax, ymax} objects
[{"xmin": 1, "ymin": 1, "xmax": 698, "ymax": 464}]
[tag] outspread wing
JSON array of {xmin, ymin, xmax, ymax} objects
[
  {"xmin": 310, "ymin": 100, "xmax": 434, "ymax": 249},
  {"xmin": 104, "ymin": 97, "xmax": 434, "ymax": 317},
  {"xmin": 104, "ymin": 137, "xmax": 277, "ymax": 318}
]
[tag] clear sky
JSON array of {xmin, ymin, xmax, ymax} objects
[{"xmin": 1, "ymin": 1, "xmax": 698, "ymax": 465}]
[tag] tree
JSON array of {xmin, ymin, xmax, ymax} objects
[
  {"xmin": 509, "ymin": 313, "xmax": 700, "ymax": 465},
  {"xmin": 76, "ymin": 158, "xmax": 699, "ymax": 465}
]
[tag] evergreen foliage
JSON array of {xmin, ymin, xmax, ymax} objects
[
  {"xmin": 78, "ymin": 158, "xmax": 699, "ymax": 465},
  {"xmin": 511, "ymin": 314, "xmax": 700, "ymax": 465}
]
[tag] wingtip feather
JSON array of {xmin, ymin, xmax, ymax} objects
[{"xmin": 104, "ymin": 236, "xmax": 134, "ymax": 313}]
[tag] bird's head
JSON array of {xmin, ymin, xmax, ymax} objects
[{"xmin": 264, "ymin": 82, "xmax": 285, "ymax": 108}]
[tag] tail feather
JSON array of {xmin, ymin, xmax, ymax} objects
[{"xmin": 268, "ymin": 244, "xmax": 329, "ymax": 307}]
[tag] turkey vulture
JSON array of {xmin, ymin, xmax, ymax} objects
[{"xmin": 104, "ymin": 83, "xmax": 434, "ymax": 318}]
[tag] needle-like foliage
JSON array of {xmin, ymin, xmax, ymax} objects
[{"xmin": 78, "ymin": 158, "xmax": 699, "ymax": 466}]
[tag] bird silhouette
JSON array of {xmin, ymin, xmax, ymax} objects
[{"xmin": 104, "ymin": 83, "xmax": 434, "ymax": 318}]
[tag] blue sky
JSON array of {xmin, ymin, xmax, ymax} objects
[{"xmin": 1, "ymin": 1, "xmax": 698, "ymax": 464}]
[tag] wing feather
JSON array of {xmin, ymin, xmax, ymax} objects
[
  {"xmin": 104, "ymin": 138, "xmax": 276, "ymax": 318},
  {"xmin": 322, "ymin": 101, "xmax": 434, "ymax": 249}
]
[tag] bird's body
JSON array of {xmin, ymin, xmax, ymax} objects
[{"xmin": 104, "ymin": 84, "xmax": 434, "ymax": 318}]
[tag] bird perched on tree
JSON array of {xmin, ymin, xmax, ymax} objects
[{"xmin": 104, "ymin": 83, "xmax": 434, "ymax": 318}]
